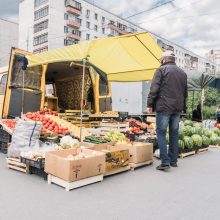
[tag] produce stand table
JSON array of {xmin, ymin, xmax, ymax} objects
[{"xmin": 89, "ymin": 121, "xmax": 129, "ymax": 132}]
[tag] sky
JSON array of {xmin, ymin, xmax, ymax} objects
[{"xmin": 0, "ymin": 0, "xmax": 219, "ymax": 56}]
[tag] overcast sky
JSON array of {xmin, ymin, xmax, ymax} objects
[{"xmin": 0, "ymin": 0, "xmax": 219, "ymax": 56}]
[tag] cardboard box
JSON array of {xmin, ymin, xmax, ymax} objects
[
  {"xmin": 45, "ymin": 148, "xmax": 105, "ymax": 182},
  {"xmin": 129, "ymin": 142, "xmax": 153, "ymax": 164},
  {"xmin": 84, "ymin": 144, "xmax": 130, "ymax": 173}
]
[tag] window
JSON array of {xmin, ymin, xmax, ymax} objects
[
  {"xmin": 33, "ymin": 33, "xmax": 48, "ymax": 46},
  {"xmin": 34, "ymin": 6, "xmax": 49, "ymax": 21},
  {"xmin": 72, "ymin": 29, "xmax": 81, "ymax": 36},
  {"xmin": 64, "ymin": 38, "xmax": 77, "ymax": 46},
  {"xmin": 34, "ymin": 0, "xmax": 48, "ymax": 8},
  {"xmin": 64, "ymin": 13, "xmax": 69, "ymax": 20},
  {"xmin": 34, "ymin": 20, "xmax": 48, "ymax": 33},
  {"xmin": 95, "ymin": 13, "xmax": 98, "ymax": 20},
  {"xmin": 86, "ymin": 21, "xmax": 90, "ymax": 29},
  {"xmin": 33, "ymin": 46, "xmax": 48, "ymax": 54},
  {"xmin": 102, "ymin": 16, "xmax": 105, "ymax": 23},
  {"xmin": 64, "ymin": 26, "xmax": 68, "ymax": 33},
  {"xmin": 86, "ymin": 9, "xmax": 90, "ymax": 18},
  {"xmin": 94, "ymin": 25, "xmax": 98, "ymax": 32},
  {"xmin": 102, "ymin": 28, "xmax": 105, "ymax": 34},
  {"xmin": 109, "ymin": 20, "xmax": 115, "ymax": 25},
  {"xmin": 117, "ymin": 23, "xmax": 127, "ymax": 31},
  {"xmin": 65, "ymin": 0, "xmax": 81, "ymax": 10},
  {"xmin": 0, "ymin": 74, "xmax": 7, "ymax": 95},
  {"xmin": 86, "ymin": 34, "xmax": 90, "ymax": 40}
]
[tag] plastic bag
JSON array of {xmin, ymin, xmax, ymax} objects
[{"xmin": 8, "ymin": 120, "xmax": 42, "ymax": 158}]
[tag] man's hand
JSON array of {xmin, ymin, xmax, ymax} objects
[{"xmin": 147, "ymin": 107, "xmax": 153, "ymax": 114}]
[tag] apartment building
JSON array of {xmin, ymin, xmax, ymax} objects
[
  {"xmin": 206, "ymin": 49, "xmax": 220, "ymax": 67},
  {"xmin": 19, "ymin": 0, "xmax": 219, "ymax": 74},
  {"xmin": 0, "ymin": 18, "xmax": 18, "ymax": 68}
]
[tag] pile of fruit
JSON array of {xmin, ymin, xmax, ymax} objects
[
  {"xmin": 46, "ymin": 115, "xmax": 90, "ymax": 139},
  {"xmin": 106, "ymin": 130, "xmax": 126, "ymax": 142},
  {"xmin": 128, "ymin": 119, "xmax": 155, "ymax": 131},
  {"xmin": 84, "ymin": 136, "xmax": 111, "ymax": 144},
  {"xmin": 40, "ymin": 108, "xmax": 58, "ymax": 116},
  {"xmin": 127, "ymin": 127, "xmax": 144, "ymax": 135},
  {"xmin": 25, "ymin": 112, "xmax": 69, "ymax": 135},
  {"xmin": 168, "ymin": 120, "xmax": 220, "ymax": 153},
  {"xmin": 2, "ymin": 119, "xmax": 17, "ymax": 130}
]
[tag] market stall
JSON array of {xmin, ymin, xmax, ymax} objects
[{"xmin": 0, "ymin": 32, "xmax": 163, "ymax": 190}]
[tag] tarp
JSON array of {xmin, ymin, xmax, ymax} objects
[
  {"xmin": 27, "ymin": 32, "xmax": 162, "ymax": 82},
  {"xmin": 208, "ymin": 77, "xmax": 220, "ymax": 89}
]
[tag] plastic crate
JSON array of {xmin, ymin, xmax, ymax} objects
[
  {"xmin": 0, "ymin": 142, "xmax": 8, "ymax": 154},
  {"xmin": 29, "ymin": 167, "xmax": 48, "ymax": 180},
  {"xmin": 0, "ymin": 130, "xmax": 11, "ymax": 143},
  {"xmin": 20, "ymin": 157, "xmax": 45, "ymax": 169}
]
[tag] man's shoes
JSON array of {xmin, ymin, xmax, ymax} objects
[
  {"xmin": 170, "ymin": 163, "xmax": 178, "ymax": 167},
  {"xmin": 156, "ymin": 164, "xmax": 170, "ymax": 171}
]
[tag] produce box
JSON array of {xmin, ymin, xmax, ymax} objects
[
  {"xmin": 129, "ymin": 142, "xmax": 153, "ymax": 163},
  {"xmin": 112, "ymin": 142, "xmax": 153, "ymax": 164},
  {"xmin": 45, "ymin": 148, "xmax": 105, "ymax": 182},
  {"xmin": 87, "ymin": 144, "xmax": 130, "ymax": 173}
]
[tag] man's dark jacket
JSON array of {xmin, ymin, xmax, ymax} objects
[{"xmin": 147, "ymin": 61, "xmax": 187, "ymax": 113}]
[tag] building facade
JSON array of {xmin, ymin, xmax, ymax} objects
[
  {"xmin": 0, "ymin": 18, "xmax": 18, "ymax": 68},
  {"xmin": 19, "ymin": 0, "xmax": 219, "ymax": 74},
  {"xmin": 206, "ymin": 49, "xmax": 220, "ymax": 68},
  {"xmin": 19, "ymin": 0, "xmax": 220, "ymax": 114}
]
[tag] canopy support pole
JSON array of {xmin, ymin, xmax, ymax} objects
[
  {"xmin": 80, "ymin": 59, "xmax": 86, "ymax": 142},
  {"xmin": 21, "ymin": 70, "xmax": 25, "ymax": 116}
]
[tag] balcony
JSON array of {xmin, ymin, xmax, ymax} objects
[
  {"xmin": 67, "ymin": 20, "xmax": 80, "ymax": 29},
  {"xmin": 107, "ymin": 24, "xmax": 129, "ymax": 35},
  {"xmin": 66, "ymin": 6, "xmax": 81, "ymax": 16},
  {"xmin": 66, "ymin": 32, "xmax": 80, "ymax": 41}
]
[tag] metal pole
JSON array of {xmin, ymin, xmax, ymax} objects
[
  {"xmin": 80, "ymin": 59, "xmax": 86, "ymax": 142},
  {"xmin": 21, "ymin": 70, "xmax": 25, "ymax": 116}
]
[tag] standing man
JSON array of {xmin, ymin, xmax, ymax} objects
[{"xmin": 147, "ymin": 50, "xmax": 187, "ymax": 171}]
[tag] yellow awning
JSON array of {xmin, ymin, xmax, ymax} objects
[{"xmin": 28, "ymin": 32, "xmax": 163, "ymax": 82}]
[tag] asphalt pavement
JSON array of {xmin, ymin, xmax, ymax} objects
[{"xmin": 1, "ymin": 148, "xmax": 220, "ymax": 220}]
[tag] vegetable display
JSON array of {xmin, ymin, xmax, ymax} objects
[
  {"xmin": 106, "ymin": 130, "xmax": 126, "ymax": 142},
  {"xmin": 84, "ymin": 136, "xmax": 111, "ymax": 144}
]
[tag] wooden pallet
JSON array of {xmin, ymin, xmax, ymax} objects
[
  {"xmin": 209, "ymin": 145, "xmax": 220, "ymax": 148},
  {"xmin": 130, "ymin": 160, "xmax": 153, "ymax": 171},
  {"xmin": 196, "ymin": 148, "xmax": 209, "ymax": 154},
  {"xmin": 47, "ymin": 174, "xmax": 103, "ymax": 191},
  {"xmin": 104, "ymin": 165, "xmax": 130, "ymax": 177},
  {"xmin": 179, "ymin": 151, "xmax": 196, "ymax": 159},
  {"xmin": 6, "ymin": 158, "xmax": 28, "ymax": 173}
]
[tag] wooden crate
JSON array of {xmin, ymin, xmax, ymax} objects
[
  {"xmin": 104, "ymin": 165, "xmax": 130, "ymax": 177},
  {"xmin": 6, "ymin": 158, "xmax": 28, "ymax": 173},
  {"xmin": 179, "ymin": 151, "xmax": 196, "ymax": 159},
  {"xmin": 47, "ymin": 174, "xmax": 103, "ymax": 191},
  {"xmin": 209, "ymin": 145, "xmax": 220, "ymax": 148},
  {"xmin": 130, "ymin": 160, "xmax": 153, "ymax": 171},
  {"xmin": 196, "ymin": 147, "xmax": 209, "ymax": 154}
]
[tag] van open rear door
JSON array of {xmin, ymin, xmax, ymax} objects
[{"xmin": 2, "ymin": 48, "xmax": 45, "ymax": 118}]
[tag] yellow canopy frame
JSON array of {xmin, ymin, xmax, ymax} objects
[{"xmin": 27, "ymin": 32, "xmax": 163, "ymax": 82}]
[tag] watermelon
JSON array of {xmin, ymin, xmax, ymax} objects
[
  {"xmin": 193, "ymin": 122, "xmax": 203, "ymax": 128},
  {"xmin": 178, "ymin": 140, "xmax": 185, "ymax": 149},
  {"xmin": 191, "ymin": 134, "xmax": 203, "ymax": 147},
  {"xmin": 179, "ymin": 128, "xmax": 185, "ymax": 140},
  {"xmin": 183, "ymin": 136, "xmax": 194, "ymax": 149},
  {"xmin": 204, "ymin": 130, "xmax": 214, "ymax": 138},
  {"xmin": 210, "ymin": 135, "xmax": 219, "ymax": 145},
  {"xmin": 213, "ymin": 128, "xmax": 220, "ymax": 136},
  {"xmin": 194, "ymin": 127, "xmax": 205, "ymax": 136},
  {"xmin": 184, "ymin": 126, "xmax": 193, "ymax": 136},
  {"xmin": 202, "ymin": 136, "xmax": 210, "ymax": 147},
  {"xmin": 184, "ymin": 120, "xmax": 193, "ymax": 127}
]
